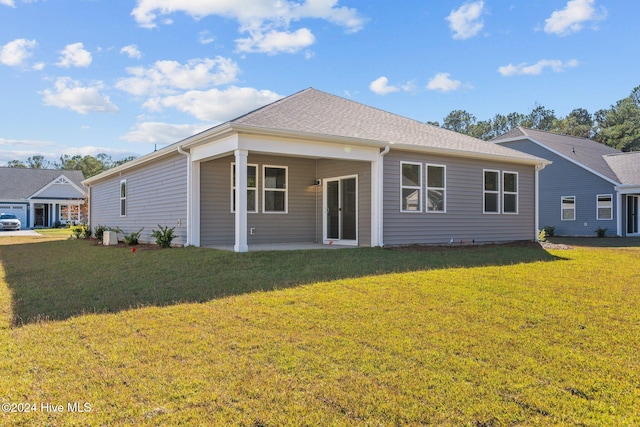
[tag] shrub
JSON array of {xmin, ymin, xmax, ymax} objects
[
  {"xmin": 595, "ymin": 227, "xmax": 608, "ymax": 238},
  {"xmin": 151, "ymin": 225, "xmax": 176, "ymax": 248},
  {"xmin": 124, "ymin": 228, "xmax": 144, "ymax": 246},
  {"xmin": 542, "ymin": 225, "xmax": 555, "ymax": 237},
  {"xmin": 538, "ymin": 229, "xmax": 548, "ymax": 242},
  {"xmin": 70, "ymin": 224, "xmax": 91, "ymax": 239}
]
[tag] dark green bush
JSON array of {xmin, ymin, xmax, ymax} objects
[{"xmin": 151, "ymin": 225, "xmax": 176, "ymax": 248}]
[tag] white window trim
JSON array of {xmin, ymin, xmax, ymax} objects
[
  {"xmin": 596, "ymin": 194, "xmax": 613, "ymax": 220},
  {"xmin": 561, "ymin": 195, "xmax": 576, "ymax": 221},
  {"xmin": 120, "ymin": 179, "xmax": 126, "ymax": 217},
  {"xmin": 483, "ymin": 169, "xmax": 500, "ymax": 214},
  {"xmin": 426, "ymin": 163, "xmax": 446, "ymax": 213},
  {"xmin": 60, "ymin": 204, "xmax": 81, "ymax": 222},
  {"xmin": 231, "ymin": 163, "xmax": 258, "ymax": 213},
  {"xmin": 502, "ymin": 171, "xmax": 519, "ymax": 215},
  {"xmin": 262, "ymin": 165, "xmax": 288, "ymax": 214},
  {"xmin": 400, "ymin": 161, "xmax": 423, "ymax": 213}
]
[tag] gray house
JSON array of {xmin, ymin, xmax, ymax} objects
[
  {"xmin": 0, "ymin": 167, "xmax": 86, "ymax": 228},
  {"xmin": 84, "ymin": 88, "xmax": 548, "ymax": 251},
  {"xmin": 493, "ymin": 127, "xmax": 640, "ymax": 237}
]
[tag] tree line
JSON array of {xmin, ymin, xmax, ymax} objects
[
  {"xmin": 5, "ymin": 154, "xmax": 137, "ymax": 178},
  {"xmin": 431, "ymin": 85, "xmax": 640, "ymax": 152}
]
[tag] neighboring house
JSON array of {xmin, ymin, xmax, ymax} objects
[
  {"xmin": 493, "ymin": 127, "xmax": 640, "ymax": 237},
  {"xmin": 84, "ymin": 88, "xmax": 548, "ymax": 251},
  {"xmin": 0, "ymin": 168, "xmax": 87, "ymax": 228}
]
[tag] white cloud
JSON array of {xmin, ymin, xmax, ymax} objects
[
  {"xmin": 1, "ymin": 0, "xmax": 16, "ymax": 7},
  {"xmin": 369, "ymin": 76, "xmax": 415, "ymax": 96},
  {"xmin": 199, "ymin": 30, "xmax": 215, "ymax": 45},
  {"xmin": 446, "ymin": 1, "xmax": 485, "ymax": 40},
  {"xmin": 56, "ymin": 42, "xmax": 92, "ymax": 68},
  {"xmin": 498, "ymin": 59, "xmax": 579, "ymax": 76},
  {"xmin": 120, "ymin": 122, "xmax": 210, "ymax": 144},
  {"xmin": 131, "ymin": 0, "xmax": 364, "ymax": 54},
  {"xmin": 369, "ymin": 76, "xmax": 399, "ymax": 95},
  {"xmin": 544, "ymin": 0, "xmax": 606, "ymax": 36},
  {"xmin": 427, "ymin": 73, "xmax": 466, "ymax": 92},
  {"xmin": 40, "ymin": 77, "xmax": 118, "ymax": 114},
  {"xmin": 236, "ymin": 28, "xmax": 315, "ymax": 54},
  {"xmin": 116, "ymin": 57, "xmax": 240, "ymax": 97},
  {"xmin": 0, "ymin": 38, "xmax": 37, "ymax": 67},
  {"xmin": 120, "ymin": 44, "xmax": 142, "ymax": 59},
  {"xmin": 143, "ymin": 86, "xmax": 282, "ymax": 122}
]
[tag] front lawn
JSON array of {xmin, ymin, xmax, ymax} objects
[{"xmin": 0, "ymin": 238, "xmax": 638, "ymax": 425}]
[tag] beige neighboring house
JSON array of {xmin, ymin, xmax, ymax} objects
[
  {"xmin": 0, "ymin": 168, "xmax": 86, "ymax": 228},
  {"xmin": 84, "ymin": 88, "xmax": 549, "ymax": 251}
]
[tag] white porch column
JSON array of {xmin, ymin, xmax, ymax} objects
[
  {"xmin": 234, "ymin": 149, "xmax": 249, "ymax": 252},
  {"xmin": 371, "ymin": 158, "xmax": 380, "ymax": 247},
  {"xmin": 616, "ymin": 191, "xmax": 623, "ymax": 237},
  {"xmin": 191, "ymin": 161, "xmax": 201, "ymax": 246}
]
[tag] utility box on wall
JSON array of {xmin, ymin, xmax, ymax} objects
[{"xmin": 103, "ymin": 230, "xmax": 118, "ymax": 246}]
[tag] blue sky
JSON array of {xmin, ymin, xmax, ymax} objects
[{"xmin": 1, "ymin": 0, "xmax": 637, "ymax": 165}]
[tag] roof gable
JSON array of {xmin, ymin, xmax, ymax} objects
[
  {"xmin": 604, "ymin": 152, "xmax": 640, "ymax": 185},
  {"xmin": 493, "ymin": 127, "xmax": 620, "ymax": 183},
  {"xmin": 0, "ymin": 168, "xmax": 86, "ymax": 200}
]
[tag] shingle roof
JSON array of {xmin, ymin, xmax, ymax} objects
[
  {"xmin": 493, "ymin": 127, "xmax": 620, "ymax": 182},
  {"xmin": 0, "ymin": 168, "xmax": 85, "ymax": 199},
  {"xmin": 604, "ymin": 152, "xmax": 640, "ymax": 185},
  {"xmin": 231, "ymin": 88, "xmax": 545, "ymax": 163}
]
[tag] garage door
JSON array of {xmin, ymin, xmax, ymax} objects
[{"xmin": 0, "ymin": 204, "xmax": 27, "ymax": 226}]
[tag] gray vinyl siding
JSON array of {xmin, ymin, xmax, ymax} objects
[
  {"xmin": 89, "ymin": 154, "xmax": 188, "ymax": 245},
  {"xmin": 200, "ymin": 155, "xmax": 372, "ymax": 246},
  {"xmin": 383, "ymin": 150, "xmax": 537, "ymax": 245},
  {"xmin": 200, "ymin": 154, "xmax": 318, "ymax": 246},
  {"xmin": 500, "ymin": 140, "xmax": 617, "ymax": 236}
]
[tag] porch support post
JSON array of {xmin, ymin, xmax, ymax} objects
[
  {"xmin": 190, "ymin": 161, "xmax": 201, "ymax": 246},
  {"xmin": 234, "ymin": 149, "xmax": 249, "ymax": 252},
  {"xmin": 616, "ymin": 191, "xmax": 623, "ymax": 237}
]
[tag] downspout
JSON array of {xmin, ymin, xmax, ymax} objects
[
  {"xmin": 378, "ymin": 145, "xmax": 390, "ymax": 247},
  {"xmin": 177, "ymin": 146, "xmax": 191, "ymax": 246},
  {"xmin": 534, "ymin": 163, "xmax": 546, "ymax": 242}
]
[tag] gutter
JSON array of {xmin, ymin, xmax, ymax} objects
[{"xmin": 534, "ymin": 163, "xmax": 547, "ymax": 242}]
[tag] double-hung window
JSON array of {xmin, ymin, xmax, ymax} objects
[
  {"xmin": 502, "ymin": 172, "xmax": 518, "ymax": 214},
  {"xmin": 263, "ymin": 166, "xmax": 287, "ymax": 213},
  {"xmin": 120, "ymin": 179, "xmax": 127, "ymax": 217},
  {"xmin": 483, "ymin": 170, "xmax": 500, "ymax": 214},
  {"xmin": 597, "ymin": 194, "xmax": 613, "ymax": 220},
  {"xmin": 231, "ymin": 163, "xmax": 258, "ymax": 213},
  {"xmin": 400, "ymin": 162, "xmax": 422, "ymax": 212},
  {"xmin": 60, "ymin": 204, "xmax": 80, "ymax": 223},
  {"xmin": 426, "ymin": 164, "xmax": 446, "ymax": 212},
  {"xmin": 561, "ymin": 196, "xmax": 575, "ymax": 220}
]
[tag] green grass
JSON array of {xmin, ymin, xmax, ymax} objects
[{"xmin": 0, "ymin": 238, "xmax": 638, "ymax": 425}]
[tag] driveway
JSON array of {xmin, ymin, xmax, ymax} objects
[{"xmin": 0, "ymin": 230, "xmax": 41, "ymax": 237}]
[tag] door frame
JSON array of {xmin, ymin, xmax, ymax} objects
[
  {"xmin": 322, "ymin": 174, "xmax": 358, "ymax": 246},
  {"xmin": 627, "ymin": 195, "xmax": 639, "ymax": 236}
]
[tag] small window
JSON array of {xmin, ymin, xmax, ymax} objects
[
  {"xmin": 120, "ymin": 180, "xmax": 126, "ymax": 217},
  {"xmin": 562, "ymin": 196, "xmax": 575, "ymax": 220},
  {"xmin": 503, "ymin": 172, "xmax": 518, "ymax": 214},
  {"xmin": 597, "ymin": 194, "xmax": 613, "ymax": 220},
  {"xmin": 426, "ymin": 164, "xmax": 446, "ymax": 212},
  {"xmin": 231, "ymin": 163, "xmax": 258, "ymax": 213},
  {"xmin": 401, "ymin": 162, "xmax": 422, "ymax": 212},
  {"xmin": 263, "ymin": 166, "xmax": 287, "ymax": 213},
  {"xmin": 484, "ymin": 170, "xmax": 500, "ymax": 214}
]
